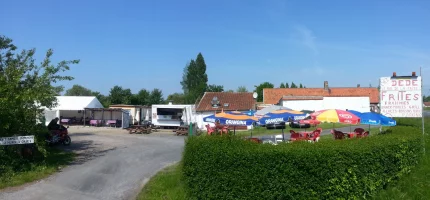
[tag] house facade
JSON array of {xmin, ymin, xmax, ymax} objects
[
  {"xmin": 195, "ymin": 92, "xmax": 256, "ymax": 129},
  {"xmin": 264, "ymin": 81, "xmax": 379, "ymax": 112},
  {"xmin": 109, "ymin": 104, "xmax": 151, "ymax": 125}
]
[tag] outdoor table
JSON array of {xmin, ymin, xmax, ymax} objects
[
  {"xmin": 90, "ymin": 120, "xmax": 102, "ymax": 126},
  {"xmin": 61, "ymin": 118, "xmax": 70, "ymax": 124},
  {"xmin": 106, "ymin": 120, "xmax": 117, "ymax": 127}
]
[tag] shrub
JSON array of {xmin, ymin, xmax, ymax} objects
[{"xmin": 183, "ymin": 126, "xmax": 423, "ymax": 200}]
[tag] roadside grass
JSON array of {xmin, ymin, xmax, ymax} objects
[
  {"xmin": 0, "ymin": 148, "xmax": 75, "ymax": 189},
  {"xmin": 424, "ymin": 107, "xmax": 430, "ymax": 110},
  {"xmin": 372, "ymin": 118, "xmax": 430, "ymax": 200},
  {"xmin": 136, "ymin": 163, "xmax": 186, "ymax": 200}
]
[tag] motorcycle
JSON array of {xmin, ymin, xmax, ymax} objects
[{"xmin": 46, "ymin": 125, "xmax": 71, "ymax": 146}]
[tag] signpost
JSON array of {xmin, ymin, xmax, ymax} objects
[
  {"xmin": 380, "ymin": 71, "xmax": 425, "ymax": 153},
  {"xmin": 380, "ymin": 76, "xmax": 422, "ymax": 117},
  {"xmin": 0, "ymin": 135, "xmax": 35, "ymax": 146}
]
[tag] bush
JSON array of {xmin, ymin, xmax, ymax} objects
[{"xmin": 183, "ymin": 126, "xmax": 423, "ymax": 199}]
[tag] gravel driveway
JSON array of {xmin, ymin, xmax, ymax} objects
[{"xmin": 0, "ymin": 127, "xmax": 185, "ymax": 200}]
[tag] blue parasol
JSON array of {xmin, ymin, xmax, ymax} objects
[
  {"xmin": 348, "ymin": 110, "xmax": 396, "ymax": 126},
  {"xmin": 258, "ymin": 110, "xmax": 307, "ymax": 125}
]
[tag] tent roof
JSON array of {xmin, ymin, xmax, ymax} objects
[{"xmin": 47, "ymin": 96, "xmax": 104, "ymax": 110}]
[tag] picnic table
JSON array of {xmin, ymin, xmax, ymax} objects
[
  {"xmin": 175, "ymin": 125, "xmax": 188, "ymax": 136},
  {"xmin": 127, "ymin": 125, "xmax": 151, "ymax": 134}
]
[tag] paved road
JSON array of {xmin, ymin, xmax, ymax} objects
[
  {"xmin": 424, "ymin": 111, "xmax": 430, "ymax": 117},
  {"xmin": 0, "ymin": 127, "xmax": 185, "ymax": 200}
]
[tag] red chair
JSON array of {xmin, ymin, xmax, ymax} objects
[
  {"xmin": 205, "ymin": 124, "xmax": 215, "ymax": 135},
  {"xmin": 356, "ymin": 131, "xmax": 369, "ymax": 138},
  {"xmin": 354, "ymin": 128, "xmax": 365, "ymax": 134},
  {"xmin": 220, "ymin": 126, "xmax": 229, "ymax": 135},
  {"xmin": 334, "ymin": 131, "xmax": 345, "ymax": 140},
  {"xmin": 308, "ymin": 130, "xmax": 321, "ymax": 142},
  {"xmin": 290, "ymin": 130, "xmax": 302, "ymax": 141},
  {"xmin": 316, "ymin": 128, "xmax": 322, "ymax": 132}
]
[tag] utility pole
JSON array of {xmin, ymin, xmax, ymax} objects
[{"xmin": 421, "ymin": 66, "xmax": 426, "ymax": 154}]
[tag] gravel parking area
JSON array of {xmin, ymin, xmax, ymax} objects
[{"xmin": 0, "ymin": 126, "xmax": 185, "ymax": 200}]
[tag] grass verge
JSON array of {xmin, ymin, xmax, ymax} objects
[
  {"xmin": 0, "ymin": 148, "xmax": 75, "ymax": 189},
  {"xmin": 137, "ymin": 163, "xmax": 186, "ymax": 200}
]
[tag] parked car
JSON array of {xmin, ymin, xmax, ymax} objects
[
  {"xmin": 266, "ymin": 121, "xmax": 286, "ymax": 129},
  {"xmin": 289, "ymin": 120, "xmax": 311, "ymax": 128}
]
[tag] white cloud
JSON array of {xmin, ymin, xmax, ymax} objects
[{"xmin": 294, "ymin": 25, "xmax": 318, "ymax": 55}]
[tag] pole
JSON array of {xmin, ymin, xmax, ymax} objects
[
  {"xmin": 282, "ymin": 128, "xmax": 285, "ymax": 142},
  {"xmin": 421, "ymin": 66, "xmax": 426, "ymax": 154}
]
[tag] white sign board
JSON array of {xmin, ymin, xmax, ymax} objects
[
  {"xmin": 380, "ymin": 77, "xmax": 422, "ymax": 117},
  {"xmin": 0, "ymin": 135, "xmax": 35, "ymax": 146}
]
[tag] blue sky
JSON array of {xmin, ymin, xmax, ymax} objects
[{"xmin": 1, "ymin": 0, "xmax": 430, "ymax": 96}]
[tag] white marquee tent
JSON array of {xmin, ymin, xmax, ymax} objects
[{"xmin": 42, "ymin": 96, "xmax": 104, "ymax": 125}]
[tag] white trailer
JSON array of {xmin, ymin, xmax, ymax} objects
[{"xmin": 151, "ymin": 103, "xmax": 195, "ymax": 128}]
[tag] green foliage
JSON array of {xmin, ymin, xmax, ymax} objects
[
  {"xmin": 108, "ymin": 85, "xmax": 132, "ymax": 104},
  {"xmin": 254, "ymin": 82, "xmax": 274, "ymax": 102},
  {"xmin": 226, "ymin": 89, "xmax": 234, "ymax": 92},
  {"xmin": 181, "ymin": 53, "xmax": 208, "ymax": 104},
  {"xmin": 149, "ymin": 88, "xmax": 164, "ymax": 105},
  {"xmin": 64, "ymin": 84, "xmax": 93, "ymax": 96},
  {"xmin": 0, "ymin": 35, "xmax": 76, "ymax": 188},
  {"xmin": 236, "ymin": 86, "xmax": 248, "ymax": 93},
  {"xmin": 279, "ymin": 83, "xmax": 285, "ymax": 88},
  {"xmin": 285, "ymin": 82, "xmax": 290, "ymax": 88},
  {"xmin": 183, "ymin": 126, "xmax": 423, "ymax": 200},
  {"xmin": 132, "ymin": 89, "xmax": 150, "ymax": 105},
  {"xmin": 0, "ymin": 35, "xmax": 78, "ymax": 136},
  {"xmin": 290, "ymin": 82, "xmax": 298, "ymax": 88},
  {"xmin": 206, "ymin": 84, "xmax": 224, "ymax": 92},
  {"xmin": 299, "ymin": 83, "xmax": 303, "ymax": 88},
  {"xmin": 91, "ymin": 91, "xmax": 110, "ymax": 107},
  {"xmin": 166, "ymin": 93, "xmax": 185, "ymax": 104}
]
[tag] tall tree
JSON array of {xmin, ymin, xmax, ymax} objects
[
  {"xmin": 180, "ymin": 62, "xmax": 189, "ymax": 94},
  {"xmin": 206, "ymin": 84, "xmax": 224, "ymax": 92},
  {"xmin": 291, "ymin": 82, "xmax": 298, "ymax": 88},
  {"xmin": 236, "ymin": 86, "xmax": 248, "ymax": 93},
  {"xmin": 285, "ymin": 82, "xmax": 290, "ymax": 88},
  {"xmin": 280, "ymin": 83, "xmax": 286, "ymax": 88},
  {"xmin": 254, "ymin": 82, "xmax": 274, "ymax": 102},
  {"xmin": 133, "ymin": 89, "xmax": 150, "ymax": 105},
  {"xmin": 181, "ymin": 53, "xmax": 208, "ymax": 104},
  {"xmin": 109, "ymin": 86, "xmax": 132, "ymax": 104},
  {"xmin": 149, "ymin": 88, "xmax": 164, "ymax": 105},
  {"xmin": 0, "ymin": 35, "xmax": 78, "ymax": 136},
  {"xmin": 65, "ymin": 84, "xmax": 93, "ymax": 96},
  {"xmin": 166, "ymin": 93, "xmax": 185, "ymax": 104},
  {"xmin": 299, "ymin": 83, "xmax": 303, "ymax": 88}
]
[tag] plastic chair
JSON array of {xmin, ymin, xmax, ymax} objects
[
  {"xmin": 354, "ymin": 128, "xmax": 365, "ymax": 134},
  {"xmin": 290, "ymin": 130, "xmax": 301, "ymax": 141},
  {"xmin": 221, "ymin": 126, "xmax": 229, "ymax": 135},
  {"xmin": 205, "ymin": 124, "xmax": 215, "ymax": 135},
  {"xmin": 308, "ymin": 130, "xmax": 321, "ymax": 142},
  {"xmin": 334, "ymin": 131, "xmax": 345, "ymax": 140}
]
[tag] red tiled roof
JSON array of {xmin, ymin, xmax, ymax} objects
[
  {"xmin": 424, "ymin": 102, "xmax": 430, "ymax": 107},
  {"xmin": 196, "ymin": 92, "xmax": 255, "ymax": 112},
  {"xmin": 264, "ymin": 88, "xmax": 379, "ymax": 104}
]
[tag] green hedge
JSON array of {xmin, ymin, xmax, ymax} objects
[{"xmin": 183, "ymin": 126, "xmax": 423, "ymax": 199}]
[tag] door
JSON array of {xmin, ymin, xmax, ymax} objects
[{"xmin": 122, "ymin": 111, "xmax": 130, "ymax": 128}]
